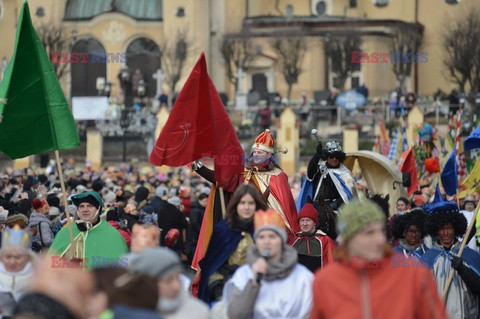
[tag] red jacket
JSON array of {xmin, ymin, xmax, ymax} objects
[
  {"xmin": 292, "ymin": 232, "xmax": 335, "ymax": 272},
  {"xmin": 310, "ymin": 254, "xmax": 448, "ymax": 319},
  {"xmin": 108, "ymin": 221, "xmax": 131, "ymax": 248}
]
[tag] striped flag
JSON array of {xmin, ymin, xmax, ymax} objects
[
  {"xmin": 388, "ymin": 130, "xmax": 399, "ymax": 161},
  {"xmin": 445, "ymin": 113, "xmax": 456, "ymax": 152}
]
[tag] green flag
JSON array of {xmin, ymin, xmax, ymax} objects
[{"xmin": 0, "ymin": 1, "xmax": 80, "ymax": 159}]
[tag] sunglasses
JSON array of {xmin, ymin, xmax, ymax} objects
[{"xmin": 328, "ymin": 154, "xmax": 341, "ymax": 159}]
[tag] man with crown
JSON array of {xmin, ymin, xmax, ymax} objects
[
  {"xmin": 0, "ymin": 225, "xmax": 36, "ymax": 304},
  {"xmin": 193, "ymin": 129, "xmax": 300, "ymax": 239},
  {"xmin": 297, "ymin": 140, "xmax": 357, "ymax": 212}
]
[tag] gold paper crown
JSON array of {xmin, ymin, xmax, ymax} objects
[
  {"xmin": 254, "ymin": 209, "xmax": 285, "ymax": 232},
  {"xmin": 252, "ymin": 129, "xmax": 275, "ymax": 153}
]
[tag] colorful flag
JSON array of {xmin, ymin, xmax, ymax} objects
[
  {"xmin": 465, "ymin": 124, "xmax": 480, "ymax": 151},
  {"xmin": 445, "ymin": 113, "xmax": 456, "ymax": 152},
  {"xmin": 459, "ymin": 158, "xmax": 480, "ymax": 198},
  {"xmin": 441, "ymin": 148, "xmax": 458, "ymax": 196},
  {"xmin": 399, "ymin": 148, "xmax": 419, "ymax": 195},
  {"xmin": 149, "ymin": 53, "xmax": 244, "ymax": 187},
  {"xmin": 0, "ymin": 1, "xmax": 79, "ymax": 159},
  {"xmin": 387, "ymin": 129, "xmax": 399, "ymax": 161}
]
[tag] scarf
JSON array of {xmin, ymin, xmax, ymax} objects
[{"xmin": 246, "ymin": 245, "xmax": 298, "ymax": 281}]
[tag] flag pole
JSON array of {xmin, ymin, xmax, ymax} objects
[
  {"xmin": 219, "ymin": 187, "xmax": 226, "ymax": 219},
  {"xmin": 54, "ymin": 150, "xmax": 75, "ymax": 245},
  {"xmin": 442, "ymin": 200, "xmax": 480, "ymax": 301}
]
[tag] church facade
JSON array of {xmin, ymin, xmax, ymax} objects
[{"xmin": 0, "ymin": 0, "xmax": 477, "ymax": 103}]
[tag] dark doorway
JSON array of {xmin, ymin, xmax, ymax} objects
[
  {"xmin": 70, "ymin": 38, "xmax": 106, "ymax": 97},
  {"xmin": 126, "ymin": 38, "xmax": 161, "ymax": 98},
  {"xmin": 251, "ymin": 73, "xmax": 268, "ymax": 101}
]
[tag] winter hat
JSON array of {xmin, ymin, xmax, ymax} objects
[
  {"xmin": 32, "ymin": 199, "xmax": 48, "ymax": 211},
  {"xmin": 101, "ymin": 189, "xmax": 117, "ymax": 204},
  {"xmin": 297, "ymin": 203, "xmax": 318, "ymax": 225},
  {"xmin": 46, "ymin": 194, "xmax": 60, "ymax": 208},
  {"xmin": 134, "ymin": 186, "xmax": 149, "ymax": 203},
  {"xmin": 464, "ymin": 195, "xmax": 476, "ymax": 206},
  {"xmin": 254, "ymin": 209, "xmax": 287, "ymax": 243},
  {"xmin": 106, "ymin": 209, "xmax": 120, "ymax": 222},
  {"xmin": 71, "ymin": 191, "xmax": 103, "ymax": 209},
  {"xmin": 128, "ymin": 247, "xmax": 183, "ymax": 280},
  {"xmin": 336, "ymin": 198, "xmax": 386, "ymax": 243},
  {"xmin": 167, "ymin": 196, "xmax": 181, "ymax": 208},
  {"xmin": 6, "ymin": 213, "xmax": 29, "ymax": 228},
  {"xmin": 49, "ymin": 206, "xmax": 60, "ymax": 217},
  {"xmin": 155, "ymin": 186, "xmax": 168, "ymax": 198}
]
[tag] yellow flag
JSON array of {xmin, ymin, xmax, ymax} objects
[{"xmin": 459, "ymin": 158, "xmax": 480, "ymax": 198}]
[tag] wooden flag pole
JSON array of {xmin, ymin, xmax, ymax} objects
[
  {"xmin": 55, "ymin": 150, "xmax": 75, "ymax": 245},
  {"xmin": 219, "ymin": 187, "xmax": 226, "ymax": 219},
  {"xmin": 442, "ymin": 200, "xmax": 480, "ymax": 301}
]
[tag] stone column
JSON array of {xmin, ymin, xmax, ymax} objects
[
  {"xmin": 277, "ymin": 106, "xmax": 298, "ymax": 175},
  {"xmin": 86, "ymin": 130, "xmax": 103, "ymax": 170},
  {"xmin": 407, "ymin": 105, "xmax": 424, "ymax": 147}
]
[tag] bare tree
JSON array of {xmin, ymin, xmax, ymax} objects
[
  {"xmin": 442, "ymin": 8, "xmax": 480, "ymax": 93},
  {"xmin": 35, "ymin": 23, "xmax": 73, "ymax": 81},
  {"xmin": 220, "ymin": 32, "xmax": 257, "ymax": 92},
  {"xmin": 161, "ymin": 29, "xmax": 189, "ymax": 94},
  {"xmin": 326, "ymin": 32, "xmax": 362, "ymax": 91},
  {"xmin": 390, "ymin": 24, "xmax": 423, "ymax": 91},
  {"xmin": 271, "ymin": 36, "xmax": 307, "ymax": 100}
]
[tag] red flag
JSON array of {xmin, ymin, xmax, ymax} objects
[
  {"xmin": 399, "ymin": 148, "xmax": 419, "ymax": 196},
  {"xmin": 149, "ymin": 53, "xmax": 244, "ymax": 186}
]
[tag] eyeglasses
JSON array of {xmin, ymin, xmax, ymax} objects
[
  {"xmin": 328, "ymin": 154, "xmax": 340, "ymax": 159},
  {"xmin": 405, "ymin": 230, "xmax": 421, "ymax": 236}
]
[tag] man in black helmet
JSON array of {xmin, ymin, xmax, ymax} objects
[{"xmin": 297, "ymin": 141, "xmax": 357, "ymax": 211}]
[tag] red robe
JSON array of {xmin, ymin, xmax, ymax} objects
[{"xmin": 223, "ymin": 167, "xmax": 300, "ymax": 238}]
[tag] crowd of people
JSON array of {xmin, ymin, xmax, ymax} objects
[{"xmin": 0, "ymin": 130, "xmax": 478, "ymax": 318}]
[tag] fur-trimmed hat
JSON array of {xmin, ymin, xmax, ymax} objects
[
  {"xmin": 254, "ymin": 209, "xmax": 287, "ymax": 243},
  {"xmin": 298, "ymin": 203, "xmax": 318, "ymax": 225}
]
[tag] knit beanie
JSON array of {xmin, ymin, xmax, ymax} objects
[
  {"xmin": 128, "ymin": 247, "xmax": 183, "ymax": 280},
  {"xmin": 254, "ymin": 209, "xmax": 287, "ymax": 244},
  {"xmin": 106, "ymin": 209, "xmax": 120, "ymax": 222},
  {"xmin": 336, "ymin": 198, "xmax": 386, "ymax": 242},
  {"xmin": 298, "ymin": 203, "xmax": 318, "ymax": 225}
]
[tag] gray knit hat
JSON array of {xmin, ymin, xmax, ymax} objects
[{"xmin": 128, "ymin": 248, "xmax": 183, "ymax": 279}]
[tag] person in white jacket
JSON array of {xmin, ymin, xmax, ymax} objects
[
  {"xmin": 0, "ymin": 225, "xmax": 36, "ymax": 307},
  {"xmin": 223, "ymin": 209, "xmax": 313, "ymax": 319}
]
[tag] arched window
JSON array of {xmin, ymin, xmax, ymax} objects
[
  {"xmin": 126, "ymin": 38, "xmax": 161, "ymax": 98},
  {"xmin": 70, "ymin": 38, "xmax": 106, "ymax": 97}
]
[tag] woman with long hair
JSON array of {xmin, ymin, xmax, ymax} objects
[{"xmin": 196, "ymin": 184, "xmax": 267, "ymax": 305}]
